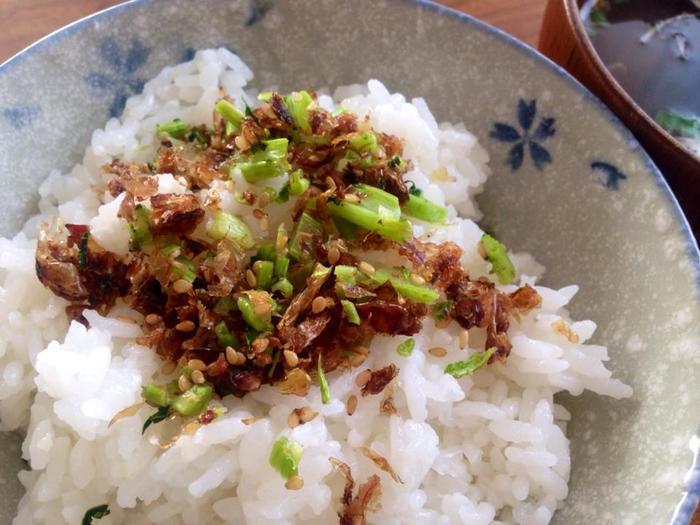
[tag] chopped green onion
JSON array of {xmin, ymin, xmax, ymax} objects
[
  {"xmin": 271, "ymin": 278, "xmax": 294, "ymax": 298},
  {"xmin": 225, "ymin": 121, "xmax": 236, "ymax": 136},
  {"xmin": 268, "ymin": 348, "xmax": 281, "ymax": 378},
  {"xmin": 341, "ymin": 300, "xmax": 361, "ymax": 325},
  {"xmin": 288, "ymin": 212, "xmax": 323, "ymax": 261},
  {"xmin": 432, "ymin": 300, "xmax": 452, "ymax": 321},
  {"xmin": 141, "ymin": 384, "xmax": 171, "ymax": 407},
  {"xmin": 481, "ymin": 234, "xmax": 516, "ymax": 285},
  {"xmin": 289, "ymin": 170, "xmax": 310, "ymax": 196},
  {"xmin": 326, "ymin": 201, "xmax": 412, "ymax": 242},
  {"xmin": 142, "ymin": 406, "xmax": 169, "ymax": 434},
  {"xmin": 407, "ymin": 182, "xmax": 422, "ymax": 197},
  {"xmin": 349, "ymin": 131, "xmax": 378, "ymax": 152},
  {"xmin": 256, "ymin": 260, "xmax": 274, "ymax": 290},
  {"xmin": 237, "ymin": 295, "xmax": 274, "ymax": 332},
  {"xmin": 284, "ymin": 91, "xmax": 313, "ymax": 133},
  {"xmin": 215, "ymin": 320, "xmax": 239, "ymax": 348},
  {"xmin": 274, "ymin": 255, "xmax": 290, "ymax": 278},
  {"xmin": 269, "ymin": 436, "xmax": 304, "ymax": 479},
  {"xmin": 187, "ymin": 127, "xmax": 208, "ymax": 145},
  {"xmin": 172, "ymin": 256, "xmax": 197, "ymax": 283},
  {"xmin": 362, "ymin": 269, "xmax": 439, "ymax": 304},
  {"xmin": 403, "ymin": 194, "xmax": 448, "ymax": 223},
  {"xmin": 207, "ymin": 211, "xmax": 255, "ymax": 250},
  {"xmin": 334, "ymin": 265, "xmax": 358, "ymax": 285},
  {"xmin": 156, "ymin": 118, "xmax": 188, "ymax": 139},
  {"xmin": 171, "ymin": 384, "xmax": 213, "ymax": 417},
  {"xmin": 311, "ymin": 263, "xmax": 331, "ymax": 280},
  {"xmin": 78, "ymin": 232, "xmax": 89, "ymax": 270},
  {"xmin": 333, "ymin": 216, "xmax": 358, "ymax": 240},
  {"xmin": 353, "ymin": 183, "xmax": 401, "ymax": 220},
  {"xmin": 396, "ymin": 338, "xmax": 415, "ymax": 357},
  {"xmin": 129, "ymin": 204, "xmax": 152, "ymax": 249},
  {"xmin": 655, "ymin": 109, "xmax": 700, "ymax": 139},
  {"xmin": 255, "ymin": 242, "xmax": 277, "ymax": 262},
  {"xmin": 444, "ymin": 347, "xmax": 496, "ymax": 378},
  {"xmin": 257, "ymin": 92, "xmax": 272, "ymax": 102},
  {"xmin": 213, "ymin": 296, "xmax": 236, "ymax": 315},
  {"xmin": 258, "ymin": 138, "xmax": 289, "ymax": 161},
  {"xmin": 215, "ymin": 99, "xmax": 244, "ymax": 132},
  {"xmin": 240, "ymin": 160, "xmax": 286, "ymax": 183},
  {"xmin": 82, "ymin": 504, "xmax": 110, "ymax": 525},
  {"xmin": 317, "ymin": 354, "xmax": 331, "ymax": 404}
]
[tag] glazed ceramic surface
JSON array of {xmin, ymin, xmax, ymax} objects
[{"xmin": 1, "ymin": 1, "xmax": 699, "ymax": 523}]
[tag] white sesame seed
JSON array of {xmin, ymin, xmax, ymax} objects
[
  {"xmin": 175, "ymin": 320, "xmax": 196, "ymax": 332},
  {"xmin": 358, "ymin": 261, "xmax": 375, "ymax": 275},
  {"xmin": 347, "ymin": 395, "xmax": 358, "ymax": 416},
  {"xmin": 283, "ymin": 350, "xmax": 299, "ymax": 367},
  {"xmin": 187, "ymin": 359, "xmax": 207, "ymax": 371},
  {"xmin": 311, "ymin": 296, "xmax": 327, "ymax": 314},
  {"xmin": 428, "ymin": 347, "xmax": 447, "ymax": 357},
  {"xmin": 178, "ymin": 375, "xmax": 192, "ymax": 392},
  {"xmin": 172, "ymin": 279, "xmax": 192, "ymax": 294},
  {"xmin": 191, "ymin": 369, "xmax": 206, "ymax": 384},
  {"xmin": 355, "ymin": 369, "xmax": 372, "ymax": 388}
]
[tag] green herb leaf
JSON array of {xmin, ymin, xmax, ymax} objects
[
  {"xmin": 318, "ymin": 354, "xmax": 331, "ymax": 404},
  {"xmin": 142, "ymin": 406, "xmax": 169, "ymax": 434},
  {"xmin": 269, "ymin": 436, "xmax": 304, "ymax": 479},
  {"xmin": 432, "ymin": 300, "xmax": 452, "ymax": 321},
  {"xmin": 82, "ymin": 504, "xmax": 111, "ymax": 525},
  {"xmin": 215, "ymin": 320, "xmax": 239, "ymax": 348},
  {"xmin": 444, "ymin": 347, "xmax": 496, "ymax": 378},
  {"xmin": 481, "ymin": 234, "xmax": 516, "ymax": 285},
  {"xmin": 396, "ymin": 338, "xmax": 415, "ymax": 357},
  {"xmin": 387, "ymin": 155, "xmax": 405, "ymax": 170}
]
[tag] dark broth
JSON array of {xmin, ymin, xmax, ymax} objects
[{"xmin": 582, "ymin": 0, "xmax": 700, "ymax": 154}]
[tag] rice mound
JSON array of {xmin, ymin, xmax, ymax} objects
[{"xmin": 0, "ymin": 48, "xmax": 632, "ymax": 525}]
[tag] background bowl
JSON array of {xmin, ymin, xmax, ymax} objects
[
  {"xmin": 1, "ymin": 0, "xmax": 699, "ymax": 523},
  {"xmin": 539, "ymin": 0, "xmax": 700, "ymax": 233}
]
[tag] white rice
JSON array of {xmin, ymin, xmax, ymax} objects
[{"xmin": 0, "ymin": 48, "xmax": 632, "ymax": 525}]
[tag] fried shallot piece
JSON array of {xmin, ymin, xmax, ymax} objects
[{"xmin": 330, "ymin": 458, "xmax": 382, "ymax": 525}]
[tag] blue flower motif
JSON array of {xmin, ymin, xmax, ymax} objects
[
  {"xmin": 2, "ymin": 105, "xmax": 40, "ymax": 130},
  {"xmin": 247, "ymin": 0, "xmax": 272, "ymax": 26},
  {"xmin": 591, "ymin": 161, "xmax": 627, "ymax": 190},
  {"xmin": 490, "ymin": 99, "xmax": 556, "ymax": 171},
  {"xmin": 85, "ymin": 38, "xmax": 151, "ymax": 118}
]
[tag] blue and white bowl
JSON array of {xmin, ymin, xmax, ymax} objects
[{"xmin": 1, "ymin": 1, "xmax": 699, "ymax": 523}]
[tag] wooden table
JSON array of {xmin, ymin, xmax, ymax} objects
[{"xmin": 0, "ymin": 0, "xmax": 547, "ymax": 63}]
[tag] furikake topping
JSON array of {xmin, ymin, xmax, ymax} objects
[{"xmin": 35, "ymin": 90, "xmax": 542, "ymax": 424}]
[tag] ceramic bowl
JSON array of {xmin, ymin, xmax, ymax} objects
[
  {"xmin": 539, "ymin": 0, "xmax": 700, "ymax": 233},
  {"xmin": 1, "ymin": 1, "xmax": 699, "ymax": 523}
]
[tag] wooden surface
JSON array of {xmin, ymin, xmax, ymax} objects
[{"xmin": 0, "ymin": 0, "xmax": 547, "ymax": 63}]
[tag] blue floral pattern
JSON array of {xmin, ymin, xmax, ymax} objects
[
  {"xmin": 490, "ymin": 99, "xmax": 556, "ymax": 171},
  {"xmin": 2, "ymin": 105, "xmax": 40, "ymax": 130},
  {"xmin": 85, "ymin": 38, "xmax": 151, "ymax": 118},
  {"xmin": 247, "ymin": 0, "xmax": 272, "ymax": 26},
  {"xmin": 591, "ymin": 161, "xmax": 627, "ymax": 190}
]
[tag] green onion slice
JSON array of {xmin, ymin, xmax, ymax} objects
[{"xmin": 444, "ymin": 347, "xmax": 496, "ymax": 378}]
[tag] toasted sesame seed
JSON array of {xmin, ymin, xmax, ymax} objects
[
  {"xmin": 258, "ymin": 192, "xmax": 270, "ymax": 208},
  {"xmin": 241, "ymin": 417, "xmax": 256, "ymax": 425},
  {"xmin": 191, "ymin": 369, "xmax": 206, "ymax": 384},
  {"xmin": 298, "ymin": 406, "xmax": 318, "ymax": 423},
  {"xmin": 328, "ymin": 244, "xmax": 340, "ymax": 265},
  {"xmin": 187, "ymin": 359, "xmax": 207, "ymax": 371},
  {"xmin": 246, "ymin": 269, "xmax": 257, "ymax": 288},
  {"xmin": 428, "ymin": 347, "xmax": 447, "ymax": 357},
  {"xmin": 344, "ymin": 193, "xmax": 361, "ymax": 203},
  {"xmin": 311, "ymin": 296, "xmax": 328, "ymax": 314},
  {"xmin": 225, "ymin": 346, "xmax": 238, "ymax": 365},
  {"xmin": 355, "ymin": 369, "xmax": 372, "ymax": 388},
  {"xmin": 234, "ymin": 135, "xmax": 249, "ymax": 150},
  {"xmin": 175, "ymin": 320, "xmax": 196, "ymax": 332},
  {"xmin": 287, "ymin": 410, "xmax": 300, "ymax": 428},
  {"xmin": 353, "ymin": 345, "xmax": 369, "ymax": 356},
  {"xmin": 172, "ymin": 279, "xmax": 192, "ymax": 294},
  {"xmin": 459, "ymin": 329, "xmax": 469, "ymax": 349},
  {"xmin": 253, "ymin": 208, "xmax": 265, "ymax": 220},
  {"xmin": 410, "ymin": 273, "xmax": 426, "ymax": 285},
  {"xmin": 358, "ymin": 261, "xmax": 375, "ymax": 275},
  {"xmin": 178, "ymin": 375, "xmax": 192, "ymax": 392},
  {"xmin": 285, "ymin": 475, "xmax": 304, "ymax": 490},
  {"xmin": 145, "ymin": 313, "xmax": 162, "ymax": 325},
  {"xmin": 346, "ymin": 394, "xmax": 358, "ymax": 415},
  {"xmin": 276, "ymin": 233, "xmax": 289, "ymax": 252},
  {"xmin": 283, "ymin": 350, "xmax": 299, "ymax": 367},
  {"xmin": 252, "ymin": 337, "xmax": 269, "ymax": 354}
]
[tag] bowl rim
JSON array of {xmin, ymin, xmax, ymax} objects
[
  {"xmin": 0, "ymin": 0, "xmax": 699, "ymax": 521},
  {"xmin": 564, "ymin": 0, "xmax": 700, "ymax": 170}
]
